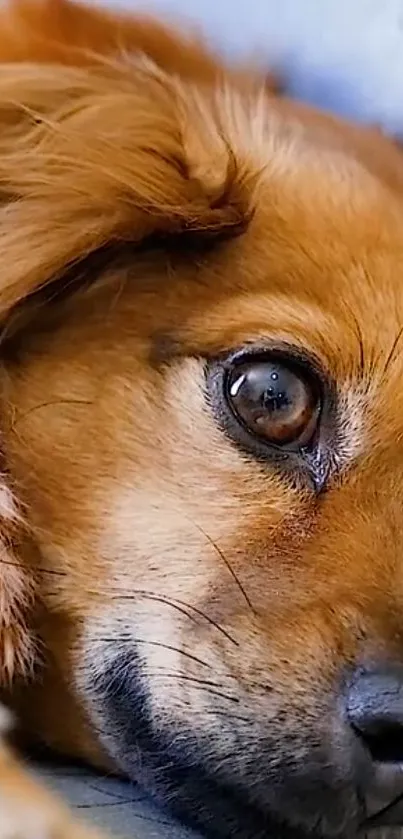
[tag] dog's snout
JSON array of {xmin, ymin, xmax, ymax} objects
[{"xmin": 347, "ymin": 665, "xmax": 403, "ymax": 763}]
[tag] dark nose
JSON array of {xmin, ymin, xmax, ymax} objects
[{"xmin": 347, "ymin": 665, "xmax": 403, "ymax": 763}]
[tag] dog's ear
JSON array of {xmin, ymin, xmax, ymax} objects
[
  {"xmin": 0, "ymin": 56, "xmax": 257, "ymax": 320},
  {"xmin": 0, "ymin": 0, "xmax": 270, "ymax": 324}
]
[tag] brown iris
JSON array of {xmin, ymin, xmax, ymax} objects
[{"xmin": 226, "ymin": 358, "xmax": 320, "ymax": 447}]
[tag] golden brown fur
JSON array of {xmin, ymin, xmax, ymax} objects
[{"xmin": 1, "ymin": 1, "xmax": 403, "ymax": 837}]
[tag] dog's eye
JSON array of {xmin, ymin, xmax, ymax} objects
[{"xmin": 226, "ymin": 358, "xmax": 320, "ymax": 448}]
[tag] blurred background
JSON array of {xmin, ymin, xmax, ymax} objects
[{"xmin": 90, "ymin": 0, "xmax": 403, "ymax": 137}]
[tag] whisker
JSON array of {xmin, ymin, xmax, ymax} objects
[
  {"xmin": 88, "ymin": 665, "xmax": 240, "ymax": 711},
  {"xmin": 0, "ymin": 557, "xmax": 67, "ymax": 576},
  {"xmin": 83, "ymin": 780, "xmax": 142, "ymax": 805},
  {"xmin": 110, "ymin": 592, "xmax": 200, "ymax": 626},
  {"xmin": 111, "ymin": 590, "xmax": 238, "ymax": 647},
  {"xmin": 192, "ymin": 522, "xmax": 256, "ymax": 616},
  {"xmin": 97, "ymin": 636, "xmax": 212, "ymax": 671},
  {"xmin": 11, "ymin": 398, "xmax": 93, "ymax": 430},
  {"xmin": 142, "ymin": 669, "xmax": 237, "ymax": 696},
  {"xmin": 135, "ymin": 640, "xmax": 212, "ymax": 670},
  {"xmin": 143, "ymin": 673, "xmax": 239, "ymax": 705},
  {"xmin": 165, "ymin": 594, "xmax": 239, "ymax": 647}
]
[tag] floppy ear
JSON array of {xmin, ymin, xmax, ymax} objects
[
  {"xmin": 0, "ymin": 0, "xmax": 265, "ymax": 325},
  {"xmin": 0, "ymin": 60, "xmax": 256, "ymax": 319}
]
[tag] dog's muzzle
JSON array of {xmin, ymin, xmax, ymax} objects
[{"xmin": 84, "ymin": 648, "xmax": 403, "ymax": 839}]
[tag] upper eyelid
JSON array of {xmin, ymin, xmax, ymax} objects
[{"xmin": 219, "ymin": 344, "xmax": 328, "ymax": 391}]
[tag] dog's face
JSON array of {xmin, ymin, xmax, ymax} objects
[{"xmin": 3, "ymin": 3, "xmax": 403, "ymax": 838}]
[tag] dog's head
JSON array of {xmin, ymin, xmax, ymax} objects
[{"xmin": 2, "ymin": 2, "xmax": 403, "ymax": 837}]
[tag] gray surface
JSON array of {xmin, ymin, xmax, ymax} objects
[{"xmin": 35, "ymin": 763, "xmax": 198, "ymax": 838}]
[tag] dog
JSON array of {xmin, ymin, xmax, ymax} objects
[{"xmin": 1, "ymin": 1, "xmax": 403, "ymax": 837}]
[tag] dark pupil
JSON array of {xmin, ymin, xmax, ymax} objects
[
  {"xmin": 228, "ymin": 360, "xmax": 316, "ymax": 446},
  {"xmin": 262, "ymin": 372, "xmax": 290, "ymax": 413}
]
